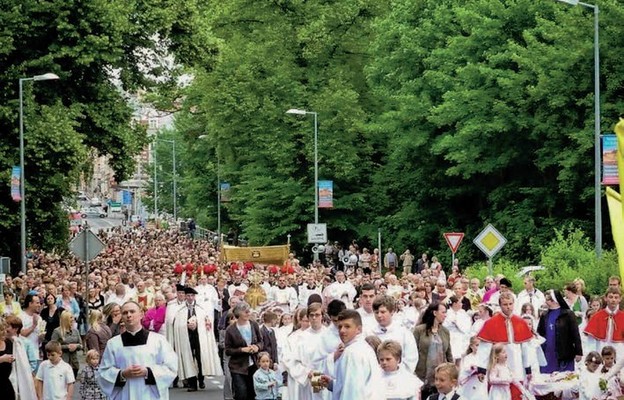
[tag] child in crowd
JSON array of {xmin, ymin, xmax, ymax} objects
[
  {"xmin": 378, "ymin": 340, "xmax": 423, "ymax": 400},
  {"xmin": 458, "ymin": 337, "xmax": 487, "ymax": 400},
  {"xmin": 579, "ymin": 352, "xmax": 603, "ymax": 400},
  {"xmin": 521, "ymin": 313, "xmax": 547, "ymax": 378},
  {"xmin": 35, "ymin": 341, "xmax": 75, "ymax": 400},
  {"xmin": 253, "ymin": 352, "xmax": 280, "ymax": 400},
  {"xmin": 79, "ymin": 349, "xmax": 106, "ymax": 400},
  {"xmin": 426, "ymin": 363, "xmax": 463, "ymax": 400},
  {"xmin": 365, "ymin": 334, "xmax": 382, "ymax": 352},
  {"xmin": 601, "ymin": 346, "xmax": 616, "ymax": 374},
  {"xmin": 487, "ymin": 344, "xmax": 513, "ymax": 400}
]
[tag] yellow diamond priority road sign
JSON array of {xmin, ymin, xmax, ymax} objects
[{"xmin": 473, "ymin": 224, "xmax": 507, "ymax": 258}]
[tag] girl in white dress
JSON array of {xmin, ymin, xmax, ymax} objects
[
  {"xmin": 458, "ymin": 336, "xmax": 487, "ymax": 400},
  {"xmin": 443, "ymin": 296, "xmax": 471, "ymax": 364},
  {"xmin": 487, "ymin": 343, "xmax": 513, "ymax": 400},
  {"xmin": 281, "ymin": 308, "xmax": 310, "ymax": 400},
  {"xmin": 578, "ymin": 351, "xmax": 602, "ymax": 400}
]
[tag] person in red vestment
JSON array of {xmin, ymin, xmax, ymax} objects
[
  {"xmin": 584, "ymin": 287, "xmax": 624, "ymax": 355},
  {"xmin": 476, "ymin": 292, "xmax": 533, "ymax": 400}
]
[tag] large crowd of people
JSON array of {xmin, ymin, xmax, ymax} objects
[{"xmin": 0, "ymin": 226, "xmax": 623, "ymax": 400}]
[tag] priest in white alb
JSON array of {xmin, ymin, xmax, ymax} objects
[
  {"xmin": 98, "ymin": 301, "xmax": 177, "ymax": 400},
  {"xmin": 172, "ymin": 287, "xmax": 222, "ymax": 392}
]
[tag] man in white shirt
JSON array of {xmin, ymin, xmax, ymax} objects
[
  {"xmin": 299, "ymin": 273, "xmax": 322, "ymax": 307},
  {"xmin": 269, "ymin": 275, "xmax": 298, "ymax": 312},
  {"xmin": 228, "ymin": 274, "xmax": 248, "ymax": 298},
  {"xmin": 371, "ymin": 295, "xmax": 418, "ymax": 373},
  {"xmin": 514, "ymin": 276, "xmax": 545, "ymax": 317},
  {"xmin": 325, "ymin": 272, "xmax": 356, "ymax": 309},
  {"xmin": 195, "ymin": 275, "xmax": 219, "ymax": 320},
  {"xmin": 356, "ymin": 283, "xmax": 376, "ymax": 334}
]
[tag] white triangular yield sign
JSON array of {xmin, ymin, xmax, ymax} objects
[{"xmin": 444, "ymin": 232, "xmax": 464, "ymax": 254}]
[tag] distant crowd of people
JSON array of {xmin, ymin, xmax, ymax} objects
[{"xmin": 0, "ymin": 225, "xmax": 623, "ymax": 400}]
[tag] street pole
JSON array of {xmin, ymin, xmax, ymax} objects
[
  {"xmin": 555, "ymin": 1, "xmax": 601, "ymax": 258},
  {"xmin": 314, "ymin": 112, "xmax": 319, "ymax": 228},
  {"xmin": 19, "ymin": 78, "xmax": 26, "ymax": 274},
  {"xmin": 18, "ymin": 73, "xmax": 59, "ymax": 274},
  {"xmin": 286, "ymin": 108, "xmax": 320, "ymax": 261},
  {"xmin": 217, "ymin": 152, "xmax": 221, "ymax": 247},
  {"xmin": 153, "ymin": 142, "xmax": 158, "ymax": 222},
  {"xmin": 592, "ymin": 4, "xmax": 601, "ymax": 257},
  {"xmin": 172, "ymin": 140, "xmax": 177, "ymax": 222}
]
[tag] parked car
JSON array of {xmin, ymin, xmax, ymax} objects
[{"xmin": 80, "ymin": 207, "xmax": 106, "ymax": 218}]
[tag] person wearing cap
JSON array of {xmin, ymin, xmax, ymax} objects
[
  {"xmin": 165, "ymin": 284, "xmax": 188, "ymax": 388},
  {"xmin": 537, "ymin": 289, "xmax": 582, "ymax": 373},
  {"xmin": 172, "ymin": 286, "xmax": 223, "ymax": 392},
  {"xmin": 486, "ymin": 277, "xmax": 516, "ymax": 311},
  {"xmin": 476, "ymin": 292, "xmax": 534, "ymax": 400}
]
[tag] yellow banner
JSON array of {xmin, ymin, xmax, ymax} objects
[
  {"xmin": 221, "ymin": 244, "xmax": 290, "ymax": 265},
  {"xmin": 606, "ymin": 187, "xmax": 624, "ymax": 284}
]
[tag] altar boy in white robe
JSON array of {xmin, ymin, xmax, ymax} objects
[
  {"xmin": 371, "ymin": 295, "xmax": 418, "ymax": 373},
  {"xmin": 289, "ymin": 303, "xmax": 331, "ymax": 400},
  {"xmin": 269, "ymin": 275, "xmax": 298, "ymax": 312},
  {"xmin": 319, "ymin": 310, "xmax": 385, "ymax": 400},
  {"xmin": 98, "ymin": 301, "xmax": 178, "ymax": 400}
]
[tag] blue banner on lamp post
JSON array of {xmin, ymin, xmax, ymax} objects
[
  {"xmin": 11, "ymin": 166, "xmax": 21, "ymax": 201},
  {"xmin": 318, "ymin": 180, "xmax": 333, "ymax": 208}
]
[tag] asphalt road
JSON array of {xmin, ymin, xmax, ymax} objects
[
  {"xmin": 83, "ymin": 213, "xmax": 124, "ymax": 233},
  {"xmin": 72, "ymin": 376, "xmax": 225, "ymax": 399}
]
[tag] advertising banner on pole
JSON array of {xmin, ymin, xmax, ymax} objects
[
  {"xmin": 220, "ymin": 182, "xmax": 231, "ymax": 203},
  {"xmin": 11, "ymin": 166, "xmax": 21, "ymax": 202},
  {"xmin": 603, "ymin": 134, "xmax": 619, "ymax": 185},
  {"xmin": 318, "ymin": 180, "xmax": 333, "ymax": 208}
]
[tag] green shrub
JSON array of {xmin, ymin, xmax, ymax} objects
[{"xmin": 463, "ymin": 226, "xmax": 618, "ymax": 296}]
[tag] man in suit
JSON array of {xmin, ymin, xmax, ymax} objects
[{"xmin": 259, "ymin": 310, "xmax": 278, "ymax": 369}]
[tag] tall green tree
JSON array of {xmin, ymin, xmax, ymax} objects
[
  {"xmin": 0, "ymin": 0, "xmax": 213, "ymax": 266},
  {"xmin": 176, "ymin": 0, "xmax": 387, "ymax": 252}
]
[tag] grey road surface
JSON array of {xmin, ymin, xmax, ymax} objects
[
  {"xmin": 83, "ymin": 214, "xmax": 124, "ymax": 233},
  {"xmin": 72, "ymin": 376, "xmax": 225, "ymax": 400}
]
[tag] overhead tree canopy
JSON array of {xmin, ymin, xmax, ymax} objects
[{"xmin": 0, "ymin": 0, "xmax": 214, "ymax": 263}]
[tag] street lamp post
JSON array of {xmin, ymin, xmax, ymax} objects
[
  {"xmin": 153, "ymin": 139, "xmax": 177, "ymax": 222},
  {"xmin": 286, "ymin": 108, "xmax": 319, "ymax": 260},
  {"xmin": 18, "ymin": 72, "xmax": 59, "ymax": 273},
  {"xmin": 198, "ymin": 135, "xmax": 221, "ymax": 244},
  {"xmin": 555, "ymin": 0, "xmax": 601, "ymax": 257}
]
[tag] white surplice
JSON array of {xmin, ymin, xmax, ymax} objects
[
  {"xmin": 282, "ymin": 329, "xmax": 309, "ymax": 400},
  {"xmin": 325, "ymin": 282, "xmax": 357, "ymax": 309},
  {"xmin": 357, "ymin": 308, "xmax": 377, "ymax": 335},
  {"xmin": 97, "ymin": 331, "xmax": 178, "ymax": 400},
  {"xmin": 289, "ymin": 326, "xmax": 331, "ymax": 400},
  {"xmin": 381, "ymin": 366, "xmax": 423, "ymax": 400},
  {"xmin": 443, "ymin": 307, "xmax": 472, "ymax": 360},
  {"xmin": 332, "ymin": 334, "xmax": 385, "ymax": 400},
  {"xmin": 371, "ymin": 321, "xmax": 419, "ymax": 373},
  {"xmin": 173, "ymin": 302, "xmax": 222, "ymax": 378},
  {"xmin": 269, "ymin": 285, "xmax": 298, "ymax": 312}
]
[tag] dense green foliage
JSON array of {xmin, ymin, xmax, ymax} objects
[
  {"xmin": 7, "ymin": 0, "xmax": 624, "ymax": 273},
  {"xmin": 165, "ymin": 0, "xmax": 624, "ymax": 267},
  {"xmin": 465, "ymin": 227, "xmax": 619, "ymax": 295},
  {"xmin": 0, "ymin": 0, "xmax": 211, "ymax": 263}
]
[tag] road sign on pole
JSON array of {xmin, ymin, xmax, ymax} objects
[
  {"xmin": 473, "ymin": 224, "xmax": 507, "ymax": 275},
  {"xmin": 444, "ymin": 233, "xmax": 464, "ymax": 254},
  {"xmin": 307, "ymin": 223, "xmax": 327, "ymax": 244},
  {"xmin": 69, "ymin": 230, "xmax": 105, "ymax": 262}
]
